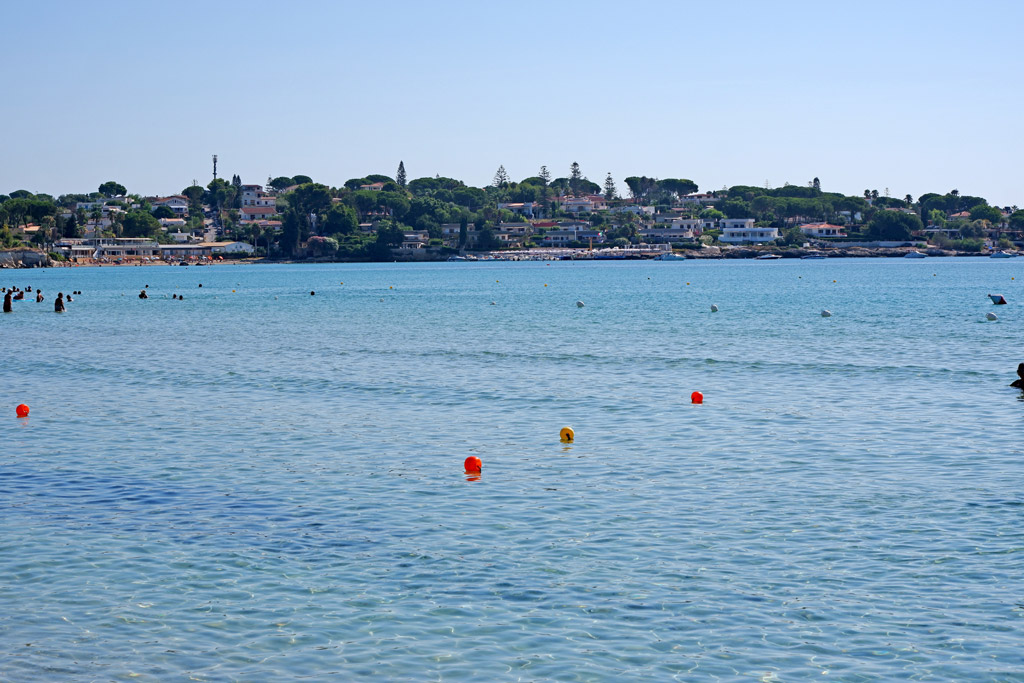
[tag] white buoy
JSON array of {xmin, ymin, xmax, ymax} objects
[
  {"xmin": 710, "ymin": 304, "xmax": 719, "ymax": 312},
  {"xmin": 576, "ymin": 300, "xmax": 585, "ymax": 308},
  {"xmin": 490, "ymin": 301, "xmax": 496, "ymax": 305},
  {"xmin": 821, "ymin": 309, "xmax": 832, "ymax": 317},
  {"xmin": 986, "ymin": 312, "xmax": 998, "ymax": 321}
]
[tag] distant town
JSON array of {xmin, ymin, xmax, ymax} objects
[{"xmin": 2, "ymin": 161, "xmax": 1023, "ymax": 264}]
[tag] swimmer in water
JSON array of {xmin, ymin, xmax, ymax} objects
[
  {"xmin": 36, "ymin": 290, "xmax": 44, "ymax": 303},
  {"xmin": 54, "ymin": 292, "xmax": 66, "ymax": 313},
  {"xmin": 139, "ymin": 289, "xmax": 148, "ymax": 299},
  {"xmin": 1012, "ymin": 363, "xmax": 1024, "ymax": 390},
  {"xmin": 3, "ymin": 291, "xmax": 11, "ymax": 313}
]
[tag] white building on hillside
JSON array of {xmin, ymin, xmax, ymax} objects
[
  {"xmin": 151, "ymin": 196, "xmax": 188, "ymax": 216},
  {"xmin": 799, "ymin": 223, "xmax": 847, "ymax": 238},
  {"xmin": 719, "ymin": 219, "xmax": 779, "ymax": 244}
]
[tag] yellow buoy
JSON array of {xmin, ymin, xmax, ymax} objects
[{"xmin": 560, "ymin": 426, "xmax": 574, "ymax": 443}]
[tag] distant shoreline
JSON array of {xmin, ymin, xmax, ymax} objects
[{"xmin": 1, "ymin": 246, "xmax": 1013, "ymax": 269}]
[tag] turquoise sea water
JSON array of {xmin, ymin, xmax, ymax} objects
[{"xmin": 2, "ymin": 258, "xmax": 1024, "ymax": 681}]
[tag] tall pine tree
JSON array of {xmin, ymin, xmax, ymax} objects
[
  {"xmin": 493, "ymin": 165, "xmax": 510, "ymax": 187},
  {"xmin": 538, "ymin": 166, "xmax": 551, "ymax": 185},
  {"xmin": 569, "ymin": 162, "xmax": 582, "ymax": 195},
  {"xmin": 603, "ymin": 173, "xmax": 616, "ymax": 201},
  {"xmin": 396, "ymin": 161, "xmax": 406, "ymax": 187}
]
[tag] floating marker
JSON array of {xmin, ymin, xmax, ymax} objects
[
  {"xmin": 988, "ymin": 294, "xmax": 1007, "ymax": 305},
  {"xmin": 544, "ymin": 284, "xmax": 548, "ymax": 287},
  {"xmin": 576, "ymin": 300, "xmax": 585, "ymax": 308},
  {"xmin": 710, "ymin": 304, "xmax": 719, "ymax": 312},
  {"xmin": 560, "ymin": 426, "xmax": 574, "ymax": 443},
  {"xmin": 490, "ymin": 301, "xmax": 496, "ymax": 305},
  {"xmin": 987, "ymin": 312, "xmax": 998, "ymax": 321},
  {"xmin": 821, "ymin": 309, "xmax": 832, "ymax": 317},
  {"xmin": 690, "ymin": 391, "xmax": 703, "ymax": 405},
  {"xmin": 464, "ymin": 456, "xmax": 482, "ymax": 474},
  {"xmin": 310, "ymin": 291, "xmax": 315, "ymax": 296},
  {"xmin": 15, "ymin": 404, "xmax": 29, "ymax": 418}
]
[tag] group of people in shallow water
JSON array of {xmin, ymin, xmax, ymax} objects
[
  {"xmin": 3, "ymin": 286, "xmax": 78, "ymax": 313},
  {"xmin": 140, "ymin": 286, "xmax": 184, "ymax": 300}
]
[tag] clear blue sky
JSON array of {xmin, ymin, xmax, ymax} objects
[{"xmin": 3, "ymin": 0, "xmax": 1022, "ymax": 206}]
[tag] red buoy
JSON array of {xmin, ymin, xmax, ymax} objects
[
  {"xmin": 15, "ymin": 403, "xmax": 30, "ymax": 418},
  {"xmin": 690, "ymin": 391, "xmax": 703, "ymax": 405},
  {"xmin": 464, "ymin": 456, "xmax": 482, "ymax": 474}
]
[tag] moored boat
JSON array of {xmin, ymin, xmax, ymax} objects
[{"xmin": 903, "ymin": 251, "xmax": 927, "ymax": 258}]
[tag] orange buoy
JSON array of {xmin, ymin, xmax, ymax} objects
[
  {"xmin": 464, "ymin": 456, "xmax": 482, "ymax": 474},
  {"xmin": 560, "ymin": 426, "xmax": 574, "ymax": 443},
  {"xmin": 691, "ymin": 391, "xmax": 703, "ymax": 405},
  {"xmin": 15, "ymin": 403, "xmax": 29, "ymax": 417}
]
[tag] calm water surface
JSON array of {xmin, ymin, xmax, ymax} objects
[{"xmin": 2, "ymin": 259, "xmax": 1024, "ymax": 680}]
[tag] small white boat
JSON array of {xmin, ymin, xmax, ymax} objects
[
  {"xmin": 653, "ymin": 252, "xmax": 686, "ymax": 261},
  {"xmin": 755, "ymin": 253, "xmax": 782, "ymax": 260},
  {"xmin": 800, "ymin": 253, "xmax": 826, "ymax": 259},
  {"xmin": 447, "ymin": 255, "xmax": 468, "ymax": 262},
  {"xmin": 990, "ymin": 251, "xmax": 1016, "ymax": 258},
  {"xmin": 903, "ymin": 251, "xmax": 927, "ymax": 258}
]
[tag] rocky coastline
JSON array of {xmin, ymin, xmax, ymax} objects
[
  {"xmin": 5, "ymin": 245, "xmax": 1010, "ymax": 268},
  {"xmin": 0, "ymin": 249, "xmax": 52, "ymax": 268}
]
